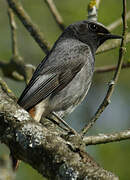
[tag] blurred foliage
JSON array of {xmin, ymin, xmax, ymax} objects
[{"xmin": 0, "ymin": 0, "xmax": 130, "ymax": 179}]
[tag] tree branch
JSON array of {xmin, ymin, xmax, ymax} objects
[
  {"xmin": 107, "ymin": 10, "xmax": 130, "ymax": 31},
  {"xmin": 44, "ymin": 0, "xmax": 65, "ymax": 31},
  {"xmin": 95, "ymin": 62, "xmax": 130, "ymax": 73},
  {"xmin": 0, "ymin": 78, "xmax": 118, "ymax": 180},
  {"xmin": 83, "ymin": 130, "xmax": 130, "ymax": 145},
  {"xmin": 0, "ymin": 56, "xmax": 35, "ymax": 83},
  {"xmin": 8, "ymin": 8, "xmax": 18, "ymax": 57},
  {"xmin": 0, "ymin": 5, "xmax": 35, "ymax": 83},
  {"xmin": 6, "ymin": 0, "xmax": 50, "ymax": 54},
  {"xmin": 81, "ymin": 0, "xmax": 128, "ymax": 136}
]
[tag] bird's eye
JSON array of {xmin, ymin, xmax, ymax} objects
[{"xmin": 88, "ymin": 23, "xmax": 98, "ymax": 32}]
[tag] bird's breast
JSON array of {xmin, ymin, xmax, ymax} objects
[{"xmin": 49, "ymin": 58, "xmax": 94, "ymax": 116}]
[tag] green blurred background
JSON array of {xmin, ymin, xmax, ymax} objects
[{"xmin": 0, "ymin": 0, "xmax": 130, "ymax": 179}]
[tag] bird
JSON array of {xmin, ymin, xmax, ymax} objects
[
  {"xmin": 10, "ymin": 20, "xmax": 122, "ymax": 171},
  {"xmin": 17, "ymin": 20, "xmax": 122, "ymax": 123}
]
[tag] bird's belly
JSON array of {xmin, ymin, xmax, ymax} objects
[{"xmin": 50, "ymin": 65, "xmax": 93, "ymax": 117}]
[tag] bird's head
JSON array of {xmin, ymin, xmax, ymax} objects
[{"xmin": 66, "ymin": 20, "xmax": 122, "ymax": 53}]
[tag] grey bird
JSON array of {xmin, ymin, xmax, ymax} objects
[{"xmin": 18, "ymin": 20, "xmax": 122, "ymax": 122}]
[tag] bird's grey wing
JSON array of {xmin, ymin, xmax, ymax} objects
[
  {"xmin": 18, "ymin": 72, "xmax": 59, "ymax": 110},
  {"xmin": 18, "ymin": 60, "xmax": 84, "ymax": 110}
]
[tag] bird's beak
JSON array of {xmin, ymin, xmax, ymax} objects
[
  {"xmin": 98, "ymin": 32, "xmax": 122, "ymax": 40},
  {"xmin": 97, "ymin": 32, "xmax": 122, "ymax": 47},
  {"xmin": 104, "ymin": 33, "xmax": 122, "ymax": 40}
]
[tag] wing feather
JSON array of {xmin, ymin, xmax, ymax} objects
[
  {"xmin": 18, "ymin": 61, "xmax": 84, "ymax": 110},
  {"xmin": 18, "ymin": 73, "xmax": 59, "ymax": 110},
  {"xmin": 18, "ymin": 43, "xmax": 88, "ymax": 111}
]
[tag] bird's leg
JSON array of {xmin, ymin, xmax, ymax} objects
[
  {"xmin": 46, "ymin": 115, "xmax": 69, "ymax": 132},
  {"xmin": 52, "ymin": 112, "xmax": 78, "ymax": 135}
]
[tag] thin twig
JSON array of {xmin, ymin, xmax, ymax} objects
[
  {"xmin": 87, "ymin": 0, "xmax": 101, "ymax": 21},
  {"xmin": 107, "ymin": 11, "xmax": 130, "ymax": 31},
  {"xmin": 8, "ymin": 8, "xmax": 18, "ymax": 57},
  {"xmin": 95, "ymin": 62, "xmax": 130, "ymax": 73},
  {"xmin": 87, "ymin": 0, "xmax": 98, "ymax": 21},
  {"xmin": 44, "ymin": 0, "xmax": 65, "ymax": 31},
  {"xmin": 5, "ymin": 6, "xmax": 35, "ymax": 83},
  {"xmin": 0, "ymin": 77, "xmax": 17, "ymax": 101},
  {"xmin": 96, "ymin": 32, "xmax": 130, "ymax": 54},
  {"xmin": 96, "ymin": 0, "xmax": 102, "ymax": 8},
  {"xmin": 81, "ymin": 0, "xmax": 127, "ymax": 136},
  {"xmin": 2, "ymin": 8, "xmax": 35, "ymax": 83},
  {"xmin": 6, "ymin": 0, "xmax": 50, "ymax": 54},
  {"xmin": 83, "ymin": 129, "xmax": 130, "ymax": 145}
]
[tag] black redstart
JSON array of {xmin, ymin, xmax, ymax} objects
[{"xmin": 18, "ymin": 20, "xmax": 122, "ymax": 122}]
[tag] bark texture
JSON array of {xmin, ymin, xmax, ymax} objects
[{"xmin": 0, "ymin": 81, "xmax": 118, "ymax": 180}]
